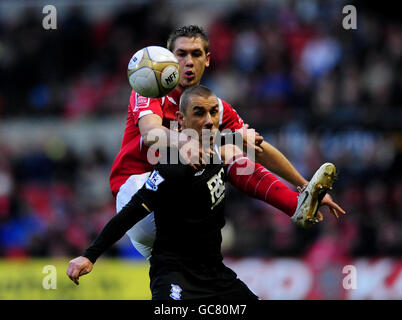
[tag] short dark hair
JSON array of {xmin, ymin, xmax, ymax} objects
[
  {"xmin": 167, "ymin": 25, "xmax": 209, "ymax": 53},
  {"xmin": 179, "ymin": 85, "xmax": 216, "ymax": 115}
]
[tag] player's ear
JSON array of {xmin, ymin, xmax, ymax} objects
[
  {"xmin": 176, "ymin": 111, "xmax": 185, "ymax": 127},
  {"xmin": 205, "ymin": 52, "xmax": 210, "ymax": 68}
]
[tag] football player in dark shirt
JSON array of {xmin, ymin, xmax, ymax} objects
[{"xmin": 67, "ymin": 85, "xmax": 338, "ymax": 300}]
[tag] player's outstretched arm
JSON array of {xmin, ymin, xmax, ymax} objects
[
  {"xmin": 66, "ymin": 195, "xmax": 151, "ymax": 285},
  {"xmin": 255, "ymin": 141, "xmax": 308, "ymax": 188}
]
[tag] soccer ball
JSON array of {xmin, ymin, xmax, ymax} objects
[{"xmin": 127, "ymin": 46, "xmax": 180, "ymax": 98}]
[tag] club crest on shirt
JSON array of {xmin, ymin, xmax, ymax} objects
[
  {"xmin": 169, "ymin": 284, "xmax": 182, "ymax": 300},
  {"xmin": 145, "ymin": 170, "xmax": 165, "ymax": 191},
  {"xmin": 135, "ymin": 93, "xmax": 149, "ymax": 109}
]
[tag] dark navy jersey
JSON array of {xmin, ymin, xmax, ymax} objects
[
  {"xmin": 83, "ymin": 147, "xmax": 228, "ymax": 272},
  {"xmin": 83, "ymin": 146, "xmax": 258, "ymax": 300},
  {"xmin": 136, "ymin": 154, "xmax": 227, "ymax": 262}
]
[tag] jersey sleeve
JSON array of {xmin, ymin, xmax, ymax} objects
[
  {"xmin": 129, "ymin": 89, "xmax": 164, "ymax": 125},
  {"xmin": 135, "ymin": 162, "xmax": 186, "ymax": 212},
  {"xmin": 220, "ymin": 99, "xmax": 245, "ymax": 131},
  {"xmin": 82, "ymin": 194, "xmax": 150, "ymax": 263}
]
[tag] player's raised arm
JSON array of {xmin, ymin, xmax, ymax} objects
[
  {"xmin": 255, "ymin": 140, "xmax": 308, "ymax": 188},
  {"xmin": 139, "ymin": 113, "xmax": 173, "ymax": 147}
]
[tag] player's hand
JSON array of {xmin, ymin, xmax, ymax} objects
[
  {"xmin": 179, "ymin": 136, "xmax": 214, "ymax": 170},
  {"xmin": 236, "ymin": 124, "xmax": 264, "ymax": 153},
  {"xmin": 66, "ymin": 256, "xmax": 93, "ymax": 285},
  {"xmin": 317, "ymin": 194, "xmax": 346, "ymax": 221}
]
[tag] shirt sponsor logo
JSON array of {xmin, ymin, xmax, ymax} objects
[
  {"xmin": 207, "ymin": 168, "xmax": 225, "ymax": 209},
  {"xmin": 145, "ymin": 170, "xmax": 165, "ymax": 191}
]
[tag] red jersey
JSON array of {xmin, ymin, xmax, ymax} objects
[{"xmin": 109, "ymin": 88, "xmax": 244, "ymax": 197}]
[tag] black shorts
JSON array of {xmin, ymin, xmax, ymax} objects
[{"xmin": 149, "ymin": 261, "xmax": 259, "ymax": 301}]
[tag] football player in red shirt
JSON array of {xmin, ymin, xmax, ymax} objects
[{"xmin": 109, "ymin": 25, "xmax": 345, "ymax": 259}]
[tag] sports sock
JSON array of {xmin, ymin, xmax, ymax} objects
[{"xmin": 227, "ymin": 155, "xmax": 298, "ymax": 217}]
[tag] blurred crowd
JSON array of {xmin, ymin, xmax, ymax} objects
[{"xmin": 0, "ymin": 0, "xmax": 401, "ymax": 260}]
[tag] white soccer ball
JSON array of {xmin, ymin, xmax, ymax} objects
[{"xmin": 127, "ymin": 46, "xmax": 180, "ymax": 98}]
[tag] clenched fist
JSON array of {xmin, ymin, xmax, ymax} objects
[{"xmin": 66, "ymin": 256, "xmax": 93, "ymax": 285}]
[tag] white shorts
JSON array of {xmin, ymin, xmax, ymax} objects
[{"xmin": 116, "ymin": 172, "xmax": 155, "ymax": 260}]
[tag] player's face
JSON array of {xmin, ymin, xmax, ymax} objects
[
  {"xmin": 172, "ymin": 37, "xmax": 210, "ymax": 90},
  {"xmin": 181, "ymin": 95, "xmax": 220, "ymax": 143}
]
